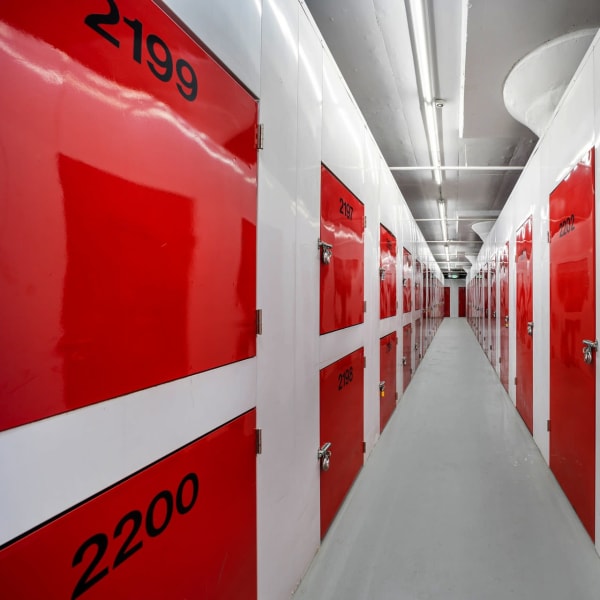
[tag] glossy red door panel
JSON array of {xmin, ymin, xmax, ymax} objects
[
  {"xmin": 379, "ymin": 225, "xmax": 397, "ymax": 319},
  {"xmin": 415, "ymin": 260, "xmax": 423, "ymax": 310},
  {"xmin": 414, "ymin": 319, "xmax": 422, "ymax": 371},
  {"xmin": 515, "ymin": 218, "xmax": 534, "ymax": 433},
  {"xmin": 320, "ymin": 348, "xmax": 364, "ymax": 538},
  {"xmin": 402, "ymin": 324, "xmax": 412, "ymax": 392},
  {"xmin": 489, "ymin": 258, "xmax": 497, "ymax": 366},
  {"xmin": 0, "ymin": 410, "xmax": 257, "ymax": 599},
  {"xmin": 500, "ymin": 243, "xmax": 510, "ymax": 392},
  {"xmin": 0, "ymin": 1, "xmax": 258, "ymax": 430},
  {"xmin": 549, "ymin": 149, "xmax": 596, "ymax": 540},
  {"xmin": 458, "ymin": 287, "xmax": 466, "ymax": 317},
  {"xmin": 443, "ymin": 286, "xmax": 450, "ymax": 317},
  {"xmin": 379, "ymin": 333, "xmax": 397, "ymax": 432},
  {"xmin": 320, "ymin": 166, "xmax": 365, "ymax": 334},
  {"xmin": 403, "ymin": 248, "xmax": 413, "ymax": 313}
]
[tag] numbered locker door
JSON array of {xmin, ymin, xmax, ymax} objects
[
  {"xmin": 549, "ymin": 149, "xmax": 596, "ymax": 541},
  {"xmin": 380, "ymin": 332, "xmax": 397, "ymax": 432},
  {"xmin": 414, "ymin": 318, "xmax": 422, "ymax": 371},
  {"xmin": 458, "ymin": 286, "xmax": 466, "ymax": 317},
  {"xmin": 489, "ymin": 257, "xmax": 497, "ymax": 366},
  {"xmin": 403, "ymin": 248, "xmax": 413, "ymax": 313},
  {"xmin": 380, "ymin": 225, "xmax": 397, "ymax": 319},
  {"xmin": 319, "ymin": 348, "xmax": 364, "ymax": 538},
  {"xmin": 415, "ymin": 260, "xmax": 423, "ymax": 311},
  {"xmin": 402, "ymin": 323, "xmax": 412, "ymax": 392},
  {"xmin": 515, "ymin": 217, "xmax": 534, "ymax": 433},
  {"xmin": 0, "ymin": 1, "xmax": 258, "ymax": 431},
  {"xmin": 443, "ymin": 287, "xmax": 450, "ymax": 317},
  {"xmin": 320, "ymin": 166, "xmax": 365, "ymax": 334},
  {"xmin": 0, "ymin": 410, "xmax": 258, "ymax": 599},
  {"xmin": 499, "ymin": 242, "xmax": 510, "ymax": 392}
]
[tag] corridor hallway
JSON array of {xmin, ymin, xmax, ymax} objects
[{"xmin": 294, "ymin": 318, "xmax": 600, "ymax": 599}]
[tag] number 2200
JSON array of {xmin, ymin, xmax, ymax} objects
[{"xmin": 71, "ymin": 472, "xmax": 198, "ymax": 599}]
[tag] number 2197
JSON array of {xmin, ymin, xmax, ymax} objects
[{"xmin": 85, "ymin": 0, "xmax": 198, "ymax": 101}]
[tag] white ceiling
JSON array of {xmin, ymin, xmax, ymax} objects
[{"xmin": 304, "ymin": 0, "xmax": 600, "ymax": 276}]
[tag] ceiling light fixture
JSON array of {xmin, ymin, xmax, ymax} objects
[
  {"xmin": 407, "ymin": 0, "xmax": 443, "ymax": 187},
  {"xmin": 438, "ymin": 199, "xmax": 448, "ymax": 242}
]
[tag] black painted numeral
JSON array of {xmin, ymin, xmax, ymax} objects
[
  {"xmin": 339, "ymin": 198, "xmax": 353, "ymax": 220},
  {"xmin": 71, "ymin": 534, "xmax": 110, "ymax": 600},
  {"xmin": 85, "ymin": 0, "xmax": 199, "ymax": 102},
  {"xmin": 71, "ymin": 472, "xmax": 198, "ymax": 598},
  {"xmin": 559, "ymin": 214, "xmax": 575, "ymax": 237},
  {"xmin": 338, "ymin": 366, "xmax": 354, "ymax": 390},
  {"xmin": 85, "ymin": 0, "xmax": 120, "ymax": 48},
  {"xmin": 113, "ymin": 510, "xmax": 143, "ymax": 569}
]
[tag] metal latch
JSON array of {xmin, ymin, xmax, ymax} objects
[
  {"xmin": 379, "ymin": 267, "xmax": 386, "ymax": 281},
  {"xmin": 582, "ymin": 339, "xmax": 598, "ymax": 365},
  {"xmin": 527, "ymin": 321, "xmax": 534, "ymax": 336},
  {"xmin": 402, "ymin": 357, "xmax": 407, "ymax": 366},
  {"xmin": 504, "ymin": 315, "xmax": 509, "ymax": 328},
  {"xmin": 379, "ymin": 381, "xmax": 386, "ymax": 396},
  {"xmin": 318, "ymin": 239, "xmax": 333, "ymax": 265},
  {"xmin": 318, "ymin": 442, "xmax": 332, "ymax": 472}
]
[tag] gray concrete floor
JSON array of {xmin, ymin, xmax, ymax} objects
[{"xmin": 294, "ymin": 318, "xmax": 600, "ymax": 600}]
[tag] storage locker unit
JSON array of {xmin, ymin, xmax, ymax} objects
[
  {"xmin": 379, "ymin": 333, "xmax": 398, "ymax": 432},
  {"xmin": 549, "ymin": 149, "xmax": 596, "ymax": 541},
  {"xmin": 0, "ymin": 0, "xmax": 258, "ymax": 432},
  {"xmin": 402, "ymin": 324, "xmax": 412, "ymax": 392},
  {"xmin": 0, "ymin": 410, "xmax": 258, "ymax": 599},
  {"xmin": 515, "ymin": 216, "xmax": 534, "ymax": 434},
  {"xmin": 403, "ymin": 248, "xmax": 413, "ymax": 314},
  {"xmin": 320, "ymin": 165, "xmax": 365, "ymax": 334},
  {"xmin": 319, "ymin": 348, "xmax": 365, "ymax": 538},
  {"xmin": 379, "ymin": 225, "xmax": 398, "ymax": 319}
]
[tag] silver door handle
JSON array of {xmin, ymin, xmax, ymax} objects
[
  {"xmin": 318, "ymin": 239, "xmax": 333, "ymax": 264},
  {"xmin": 582, "ymin": 339, "xmax": 598, "ymax": 365},
  {"xmin": 527, "ymin": 321, "xmax": 534, "ymax": 336},
  {"xmin": 318, "ymin": 442, "xmax": 332, "ymax": 471}
]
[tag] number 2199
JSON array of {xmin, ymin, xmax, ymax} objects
[{"xmin": 85, "ymin": 0, "xmax": 198, "ymax": 101}]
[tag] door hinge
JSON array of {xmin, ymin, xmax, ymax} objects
[
  {"xmin": 362, "ymin": 441, "xmax": 367, "ymax": 453},
  {"xmin": 256, "ymin": 123, "xmax": 264, "ymax": 149},
  {"xmin": 363, "ymin": 356, "xmax": 367, "ymax": 368},
  {"xmin": 364, "ymin": 215, "xmax": 367, "ymax": 229},
  {"xmin": 256, "ymin": 309, "xmax": 263, "ymax": 335},
  {"xmin": 514, "ymin": 376, "xmax": 517, "ymax": 385},
  {"xmin": 499, "ymin": 356, "xmax": 501, "ymax": 364},
  {"xmin": 547, "ymin": 230, "xmax": 550, "ymax": 243},
  {"xmin": 547, "ymin": 419, "xmax": 551, "ymax": 432},
  {"xmin": 363, "ymin": 300, "xmax": 367, "ymax": 313},
  {"xmin": 255, "ymin": 429, "xmax": 262, "ymax": 454},
  {"xmin": 395, "ymin": 391, "xmax": 399, "ymax": 401}
]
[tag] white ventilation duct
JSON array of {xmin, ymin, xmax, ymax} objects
[
  {"xmin": 472, "ymin": 221, "xmax": 494, "ymax": 241},
  {"xmin": 503, "ymin": 29, "xmax": 598, "ymax": 137}
]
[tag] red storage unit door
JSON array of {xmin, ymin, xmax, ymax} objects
[
  {"xmin": 549, "ymin": 149, "xmax": 596, "ymax": 541},
  {"xmin": 515, "ymin": 217, "xmax": 534, "ymax": 434},
  {"xmin": 0, "ymin": 1, "xmax": 258, "ymax": 431},
  {"xmin": 380, "ymin": 332, "xmax": 398, "ymax": 432},
  {"xmin": 319, "ymin": 348, "xmax": 365, "ymax": 538},
  {"xmin": 499, "ymin": 242, "xmax": 510, "ymax": 392},
  {"xmin": 443, "ymin": 287, "xmax": 450, "ymax": 317},
  {"xmin": 403, "ymin": 248, "xmax": 413, "ymax": 313},
  {"xmin": 458, "ymin": 286, "xmax": 466, "ymax": 317},
  {"xmin": 0, "ymin": 410, "xmax": 258, "ymax": 600},
  {"xmin": 415, "ymin": 260, "xmax": 423, "ymax": 310},
  {"xmin": 379, "ymin": 225, "xmax": 398, "ymax": 319},
  {"xmin": 489, "ymin": 259, "xmax": 497, "ymax": 366},
  {"xmin": 414, "ymin": 319, "xmax": 422, "ymax": 371},
  {"xmin": 402, "ymin": 324, "xmax": 412, "ymax": 392},
  {"xmin": 320, "ymin": 166, "xmax": 365, "ymax": 334}
]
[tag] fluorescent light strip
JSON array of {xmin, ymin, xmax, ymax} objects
[
  {"xmin": 437, "ymin": 200, "xmax": 448, "ymax": 242},
  {"xmin": 408, "ymin": 0, "xmax": 442, "ymax": 185},
  {"xmin": 458, "ymin": 0, "xmax": 469, "ymax": 138}
]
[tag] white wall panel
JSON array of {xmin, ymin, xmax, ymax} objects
[
  {"xmin": 363, "ymin": 135, "xmax": 382, "ymax": 455},
  {"xmin": 291, "ymin": 5, "xmax": 323, "ymax": 582},
  {"xmin": 0, "ymin": 359, "xmax": 256, "ymax": 545},
  {"xmin": 162, "ymin": 0, "xmax": 262, "ymax": 96},
  {"xmin": 322, "ymin": 56, "xmax": 366, "ymax": 199},
  {"xmin": 256, "ymin": 0, "xmax": 301, "ymax": 598}
]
